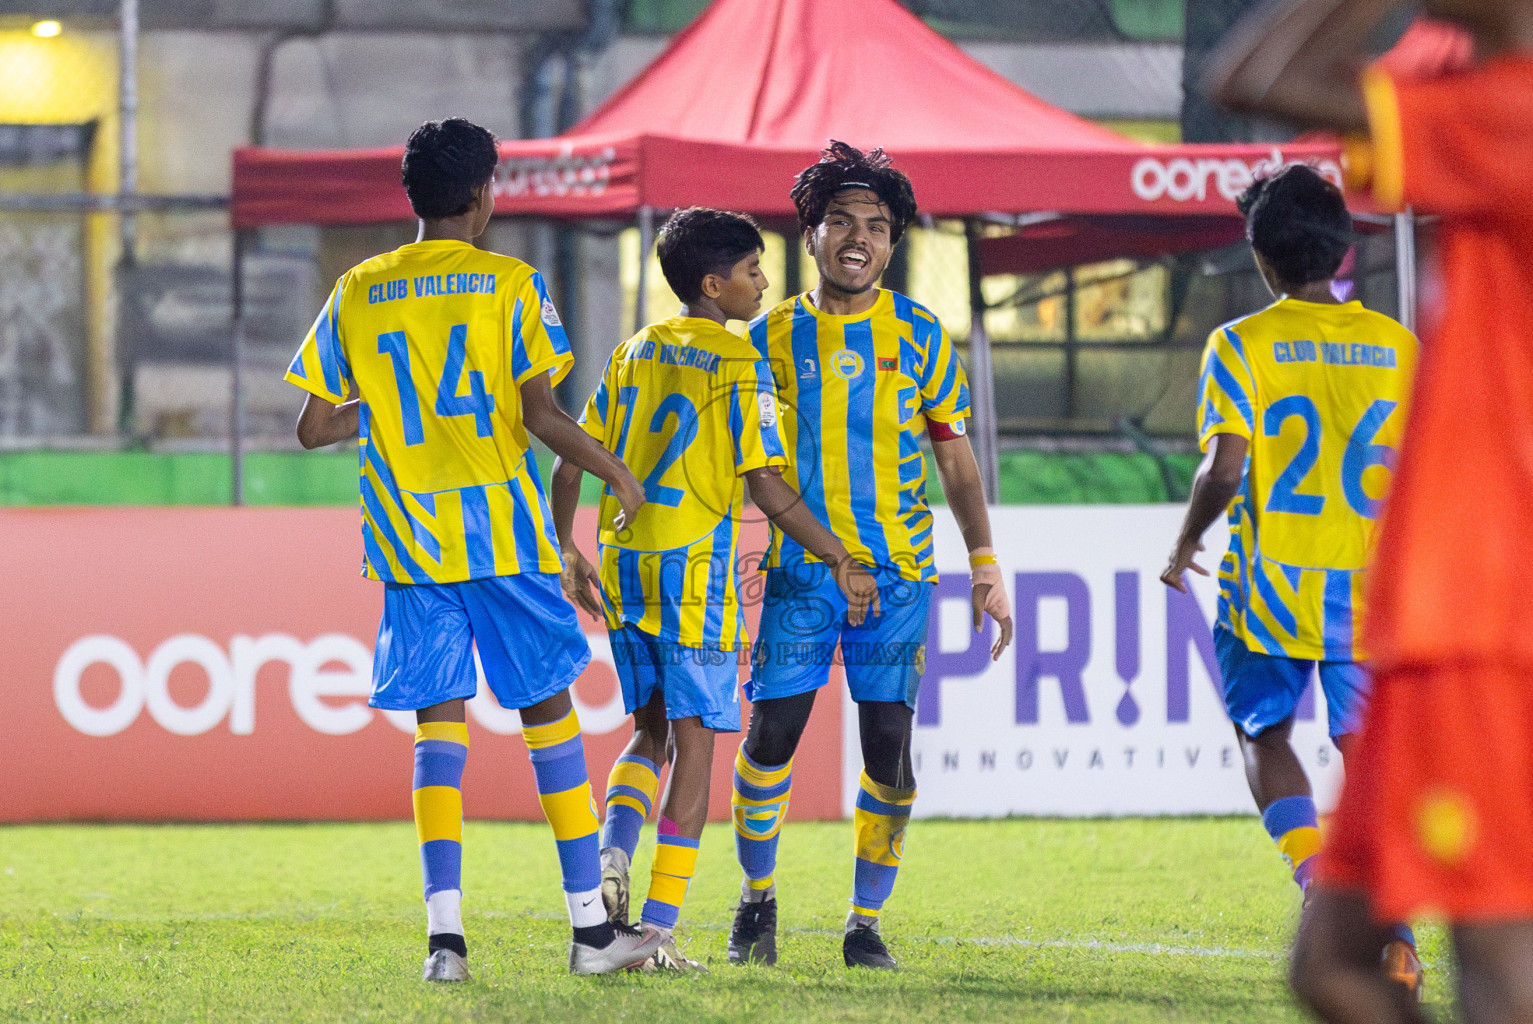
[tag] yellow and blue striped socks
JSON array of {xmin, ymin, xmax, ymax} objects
[
  {"xmin": 1262, "ymin": 795, "xmax": 1322, "ymax": 891},
  {"xmin": 523, "ymin": 709, "xmax": 606, "ymax": 928},
  {"xmin": 602, "ymin": 753, "xmax": 660, "ymax": 859},
  {"xmin": 850, "ymin": 771, "xmax": 916, "ymax": 922},
  {"xmin": 413, "ymin": 722, "xmax": 469, "ymax": 955},
  {"xmin": 639, "ymin": 822, "xmax": 700, "ymax": 931},
  {"xmin": 731, "ymin": 748, "xmax": 792, "ymax": 898}
]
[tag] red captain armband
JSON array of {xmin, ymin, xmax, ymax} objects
[{"xmin": 927, "ymin": 417, "xmax": 968, "ymax": 442}]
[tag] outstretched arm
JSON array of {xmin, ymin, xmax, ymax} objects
[
  {"xmin": 931, "ymin": 434, "xmax": 1013, "ymax": 660},
  {"xmin": 745, "ymin": 466, "xmax": 880, "ymax": 626},
  {"xmin": 1201, "ymin": 0, "xmax": 1399, "ymax": 131},
  {"xmin": 520, "ymin": 371, "xmax": 645, "ymax": 530},
  {"xmin": 1162, "ymin": 433, "xmax": 1249, "ymax": 593},
  {"xmin": 295, "ymin": 391, "xmax": 359, "ymax": 449}
]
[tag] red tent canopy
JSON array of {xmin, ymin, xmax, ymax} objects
[
  {"xmin": 974, "ymin": 16, "xmax": 1466, "ymax": 277},
  {"xmin": 230, "ymin": 0, "xmax": 1343, "ymax": 230}
]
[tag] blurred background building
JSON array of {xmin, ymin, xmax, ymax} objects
[{"xmin": 0, "ymin": 0, "xmax": 1412, "ymax": 503}]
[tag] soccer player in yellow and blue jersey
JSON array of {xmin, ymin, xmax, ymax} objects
[
  {"xmin": 284, "ymin": 118, "xmax": 664, "ymax": 982},
  {"xmin": 1161, "ymin": 164, "xmax": 1421, "ymax": 987},
  {"xmin": 728, "ymin": 143, "xmax": 1015, "ymax": 970},
  {"xmin": 551, "ymin": 208, "xmax": 877, "ymax": 971}
]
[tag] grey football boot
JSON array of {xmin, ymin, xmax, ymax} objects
[
  {"xmin": 569, "ymin": 922, "xmax": 666, "ymax": 975},
  {"xmin": 422, "ymin": 948, "xmax": 471, "ymax": 982}
]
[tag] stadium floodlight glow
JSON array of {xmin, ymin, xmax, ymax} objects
[{"xmin": 31, "ymin": 19, "xmax": 62, "ymax": 37}]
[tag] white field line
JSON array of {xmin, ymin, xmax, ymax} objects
[
  {"xmin": 774, "ymin": 928, "xmax": 1282, "ymax": 960},
  {"xmin": 489, "ymin": 912, "xmax": 1287, "ymax": 961},
  {"xmin": 60, "ymin": 908, "xmax": 1296, "ymax": 963}
]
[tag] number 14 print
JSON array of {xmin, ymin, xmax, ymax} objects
[{"xmin": 377, "ymin": 324, "xmax": 496, "ymax": 444}]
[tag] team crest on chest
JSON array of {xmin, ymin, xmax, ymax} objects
[{"xmin": 831, "ymin": 349, "xmax": 864, "ymax": 380}]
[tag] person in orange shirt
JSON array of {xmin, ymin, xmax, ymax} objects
[{"xmin": 1206, "ymin": 1, "xmax": 1533, "ymax": 1022}]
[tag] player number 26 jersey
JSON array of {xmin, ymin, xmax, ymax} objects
[{"xmin": 1199, "ymin": 297, "xmax": 1417, "ymax": 661}]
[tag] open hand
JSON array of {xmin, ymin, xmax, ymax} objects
[
  {"xmin": 970, "ymin": 562, "xmax": 1013, "ymax": 661},
  {"xmin": 1160, "ymin": 537, "xmax": 1210, "ymax": 594},
  {"xmin": 560, "ymin": 546, "xmax": 605, "ymax": 619}
]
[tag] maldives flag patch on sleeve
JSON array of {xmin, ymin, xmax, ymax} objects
[{"xmin": 878, "ymin": 357, "xmax": 898, "ymax": 372}]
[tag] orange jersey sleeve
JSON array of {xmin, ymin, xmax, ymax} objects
[{"xmin": 1360, "ymin": 56, "xmax": 1533, "ymax": 217}]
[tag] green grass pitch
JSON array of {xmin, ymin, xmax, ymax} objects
[{"xmin": 0, "ymin": 819, "xmax": 1453, "ymax": 1023}]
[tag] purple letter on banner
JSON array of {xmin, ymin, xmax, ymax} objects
[
  {"xmin": 916, "ymin": 573, "xmax": 994, "ymax": 726},
  {"xmin": 1014, "ymin": 572, "xmax": 1090, "ymax": 724},
  {"xmin": 1115, "ymin": 571, "xmax": 1142, "ymax": 726},
  {"xmin": 1165, "ymin": 586, "xmax": 1224, "ymax": 722}
]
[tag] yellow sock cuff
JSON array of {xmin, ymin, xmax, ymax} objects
[
  {"xmin": 415, "ymin": 721, "xmax": 470, "ymax": 746},
  {"xmin": 854, "ymin": 811, "xmax": 908, "ymax": 866},
  {"xmin": 1277, "ymin": 826, "xmax": 1323, "ymax": 871},
  {"xmin": 609, "ymin": 760, "xmax": 660, "ymax": 802},
  {"xmin": 647, "ymin": 871, "xmax": 690, "ymax": 907},
  {"xmin": 413, "ymin": 785, "xmax": 463, "ymax": 844},
  {"xmin": 735, "ymin": 749, "xmax": 792, "ymax": 789},
  {"xmin": 747, "ymin": 875, "xmax": 775, "ymax": 891},
  {"xmin": 539, "ymin": 784, "xmax": 599, "ymax": 842},
  {"xmin": 850, "ymin": 905, "xmax": 882, "ymax": 918},
  {"xmin": 524, "ymin": 709, "xmax": 581, "ymax": 750},
  {"xmin": 859, "ymin": 771, "xmax": 916, "ymax": 806},
  {"xmin": 607, "ymin": 794, "xmax": 649, "ymax": 817},
  {"xmin": 653, "ymin": 842, "xmax": 699, "ymax": 879}
]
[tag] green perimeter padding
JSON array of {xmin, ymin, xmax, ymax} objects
[{"xmin": 0, "ymin": 449, "xmax": 1199, "ymax": 507}]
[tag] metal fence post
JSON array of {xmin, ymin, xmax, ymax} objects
[
  {"xmin": 1394, "ymin": 207, "xmax": 1416, "ymax": 334},
  {"xmin": 230, "ymin": 229, "xmax": 247, "ymax": 506},
  {"xmin": 964, "ymin": 219, "xmax": 1000, "ymax": 504},
  {"xmin": 634, "ymin": 205, "xmax": 654, "ymax": 334},
  {"xmin": 116, "ymin": 0, "xmax": 139, "ymax": 436}
]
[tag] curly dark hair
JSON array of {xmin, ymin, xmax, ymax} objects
[
  {"xmin": 401, "ymin": 118, "xmax": 499, "ymax": 220},
  {"xmin": 790, "ymin": 140, "xmax": 918, "ymax": 245},
  {"xmin": 656, "ymin": 207, "xmax": 764, "ymax": 303},
  {"xmin": 1236, "ymin": 164, "xmax": 1353, "ymax": 286}
]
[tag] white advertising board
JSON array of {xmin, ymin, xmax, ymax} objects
[{"xmin": 842, "ymin": 505, "xmax": 1346, "ymax": 818}]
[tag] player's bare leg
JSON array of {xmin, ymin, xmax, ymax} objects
[
  {"xmin": 1243, "ymin": 721, "xmax": 1422, "ymax": 996},
  {"xmin": 638, "ymin": 715, "xmax": 716, "ymax": 972},
  {"xmin": 1290, "ymin": 887, "xmax": 1428, "ymax": 1024},
  {"xmin": 1333, "ymin": 727, "xmax": 1423, "ymax": 998},
  {"xmin": 520, "ymin": 689, "xmax": 666, "ymax": 975},
  {"xmin": 416, "ymin": 698, "xmax": 471, "ymax": 982},
  {"xmin": 600, "ymin": 691, "xmax": 672, "ymax": 924},
  {"xmin": 1452, "ymin": 922, "xmax": 1533, "ymax": 1024},
  {"xmin": 1236, "ymin": 719, "xmax": 1309, "ymax": 810}
]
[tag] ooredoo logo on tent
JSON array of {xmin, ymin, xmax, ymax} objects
[
  {"xmin": 495, "ymin": 144, "xmax": 617, "ymax": 200},
  {"xmin": 1130, "ymin": 149, "xmax": 1344, "ymax": 204}
]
